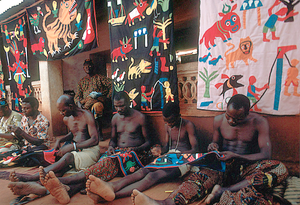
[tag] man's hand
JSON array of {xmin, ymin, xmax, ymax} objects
[
  {"xmin": 54, "ymin": 139, "xmax": 61, "ymax": 150},
  {"xmin": 207, "ymin": 142, "xmax": 219, "ymax": 152},
  {"xmin": 218, "ymin": 151, "xmax": 237, "ymax": 161},
  {"xmin": 56, "ymin": 144, "xmax": 74, "ymax": 157},
  {"xmin": 107, "ymin": 146, "xmax": 115, "ymax": 155}
]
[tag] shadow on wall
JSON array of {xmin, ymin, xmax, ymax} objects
[{"xmin": 196, "ymin": 128, "xmax": 213, "ymax": 153}]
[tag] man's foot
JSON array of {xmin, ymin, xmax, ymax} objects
[
  {"xmin": 9, "ymin": 171, "xmax": 19, "ymax": 182},
  {"xmin": 86, "ymin": 175, "xmax": 115, "ymax": 201},
  {"xmin": 9, "ymin": 171, "xmax": 37, "ymax": 182},
  {"xmin": 131, "ymin": 189, "xmax": 160, "ymax": 205},
  {"xmin": 204, "ymin": 185, "xmax": 224, "ymax": 204},
  {"xmin": 8, "ymin": 181, "xmax": 47, "ymax": 196},
  {"xmin": 39, "ymin": 166, "xmax": 47, "ymax": 185},
  {"xmin": 86, "ymin": 189, "xmax": 106, "ymax": 203},
  {"xmin": 43, "ymin": 171, "xmax": 70, "ymax": 204}
]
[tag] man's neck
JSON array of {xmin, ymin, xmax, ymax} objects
[
  {"xmin": 3, "ymin": 110, "xmax": 12, "ymax": 120},
  {"xmin": 28, "ymin": 111, "xmax": 39, "ymax": 121}
]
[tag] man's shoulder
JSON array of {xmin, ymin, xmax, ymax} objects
[
  {"xmin": 248, "ymin": 112, "xmax": 268, "ymax": 125},
  {"xmin": 11, "ymin": 110, "xmax": 22, "ymax": 119},
  {"xmin": 132, "ymin": 109, "xmax": 145, "ymax": 119}
]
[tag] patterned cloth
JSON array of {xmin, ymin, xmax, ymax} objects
[
  {"xmin": 83, "ymin": 149, "xmax": 153, "ymax": 181},
  {"xmin": 0, "ymin": 111, "xmax": 22, "ymax": 147},
  {"xmin": 20, "ymin": 113, "xmax": 50, "ymax": 148},
  {"xmin": 169, "ymin": 160, "xmax": 288, "ymax": 205},
  {"xmin": 74, "ymin": 74, "xmax": 112, "ymax": 116}
]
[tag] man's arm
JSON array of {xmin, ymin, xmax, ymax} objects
[
  {"xmin": 56, "ymin": 111, "xmax": 99, "ymax": 157},
  {"xmin": 220, "ymin": 116, "xmax": 272, "ymax": 161},
  {"xmin": 0, "ymin": 133, "xmax": 15, "ymax": 141},
  {"xmin": 207, "ymin": 114, "xmax": 223, "ymax": 152},
  {"xmin": 12, "ymin": 126, "xmax": 45, "ymax": 146},
  {"xmin": 107, "ymin": 115, "xmax": 118, "ymax": 155},
  {"xmin": 74, "ymin": 81, "xmax": 85, "ymax": 106},
  {"xmin": 99, "ymin": 75, "xmax": 113, "ymax": 100},
  {"xmin": 180, "ymin": 121, "xmax": 198, "ymax": 153},
  {"xmin": 132, "ymin": 114, "xmax": 151, "ymax": 153}
]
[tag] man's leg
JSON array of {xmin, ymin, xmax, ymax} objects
[
  {"xmin": 10, "ymin": 153, "xmax": 75, "ymax": 182},
  {"xmin": 86, "ymin": 167, "xmax": 151, "ymax": 201},
  {"xmin": 132, "ymin": 168, "xmax": 223, "ymax": 205},
  {"xmin": 115, "ymin": 168, "xmax": 181, "ymax": 198},
  {"xmin": 212, "ymin": 160, "xmax": 288, "ymax": 205}
]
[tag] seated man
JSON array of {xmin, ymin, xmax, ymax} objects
[
  {"xmin": 3, "ymin": 96, "xmax": 50, "ymax": 167},
  {"xmin": 8, "ymin": 91, "xmax": 152, "ymax": 204},
  {"xmin": 0, "ymin": 98, "xmax": 22, "ymax": 152},
  {"xmin": 9, "ymin": 94, "xmax": 101, "ymax": 181},
  {"xmin": 131, "ymin": 94, "xmax": 288, "ymax": 205},
  {"xmin": 85, "ymin": 102, "xmax": 199, "ymax": 203},
  {"xmin": 74, "ymin": 59, "xmax": 112, "ymax": 130}
]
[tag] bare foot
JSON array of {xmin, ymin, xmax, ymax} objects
[
  {"xmin": 39, "ymin": 166, "xmax": 47, "ymax": 185},
  {"xmin": 43, "ymin": 171, "xmax": 70, "ymax": 204},
  {"xmin": 204, "ymin": 185, "xmax": 224, "ymax": 204},
  {"xmin": 131, "ymin": 189, "xmax": 159, "ymax": 205},
  {"xmin": 86, "ymin": 189, "xmax": 106, "ymax": 203},
  {"xmin": 8, "ymin": 182, "xmax": 47, "ymax": 196},
  {"xmin": 9, "ymin": 171, "xmax": 19, "ymax": 182},
  {"xmin": 86, "ymin": 175, "xmax": 115, "ymax": 201}
]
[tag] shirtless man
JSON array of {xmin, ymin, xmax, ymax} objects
[
  {"xmin": 9, "ymin": 94, "xmax": 101, "ymax": 182},
  {"xmin": 8, "ymin": 91, "xmax": 152, "ymax": 204},
  {"xmin": 132, "ymin": 94, "xmax": 288, "ymax": 205},
  {"xmin": 85, "ymin": 102, "xmax": 198, "ymax": 203}
]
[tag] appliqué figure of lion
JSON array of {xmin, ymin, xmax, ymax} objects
[
  {"xmin": 225, "ymin": 36, "xmax": 257, "ymax": 70},
  {"xmin": 42, "ymin": 0, "xmax": 78, "ymax": 56}
]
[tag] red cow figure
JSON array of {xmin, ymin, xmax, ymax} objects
[
  {"xmin": 125, "ymin": 0, "xmax": 148, "ymax": 26},
  {"xmin": 111, "ymin": 37, "xmax": 133, "ymax": 63},
  {"xmin": 199, "ymin": 4, "xmax": 241, "ymax": 50}
]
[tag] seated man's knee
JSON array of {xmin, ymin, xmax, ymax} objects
[{"xmin": 60, "ymin": 152, "xmax": 74, "ymax": 163}]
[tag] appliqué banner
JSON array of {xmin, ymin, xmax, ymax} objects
[
  {"xmin": 108, "ymin": 0, "xmax": 178, "ymax": 111},
  {"xmin": 197, "ymin": 0, "xmax": 300, "ymax": 115},
  {"xmin": 26, "ymin": 0, "xmax": 98, "ymax": 60}
]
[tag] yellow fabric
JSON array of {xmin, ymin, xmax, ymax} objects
[{"xmin": 71, "ymin": 145, "xmax": 101, "ymax": 171}]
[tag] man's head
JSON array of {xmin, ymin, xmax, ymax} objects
[
  {"xmin": 0, "ymin": 98, "xmax": 10, "ymax": 117},
  {"xmin": 57, "ymin": 95, "xmax": 76, "ymax": 117},
  {"xmin": 226, "ymin": 94, "xmax": 250, "ymax": 126},
  {"xmin": 22, "ymin": 96, "xmax": 39, "ymax": 117},
  {"xmin": 113, "ymin": 91, "xmax": 130, "ymax": 116},
  {"xmin": 162, "ymin": 102, "xmax": 181, "ymax": 128},
  {"xmin": 83, "ymin": 59, "xmax": 94, "ymax": 75}
]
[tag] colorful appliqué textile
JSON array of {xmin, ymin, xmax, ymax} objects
[
  {"xmin": 197, "ymin": 0, "xmax": 300, "ymax": 115},
  {"xmin": 145, "ymin": 151, "xmax": 226, "ymax": 172},
  {"xmin": 0, "ymin": 60, "xmax": 5, "ymax": 98},
  {"xmin": 0, "ymin": 13, "xmax": 33, "ymax": 112},
  {"xmin": 26, "ymin": 0, "xmax": 98, "ymax": 60},
  {"xmin": 98, "ymin": 149, "xmax": 145, "ymax": 176},
  {"xmin": 107, "ymin": 0, "xmax": 178, "ymax": 111}
]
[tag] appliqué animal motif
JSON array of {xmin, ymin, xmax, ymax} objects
[
  {"xmin": 199, "ymin": 4, "xmax": 241, "ymax": 50},
  {"xmin": 128, "ymin": 57, "xmax": 152, "ymax": 80},
  {"xmin": 42, "ymin": 0, "xmax": 78, "ymax": 56},
  {"xmin": 225, "ymin": 36, "xmax": 257, "ymax": 69},
  {"xmin": 31, "ymin": 37, "xmax": 45, "ymax": 54}
]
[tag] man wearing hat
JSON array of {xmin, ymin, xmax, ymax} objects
[
  {"xmin": 0, "ymin": 98, "xmax": 22, "ymax": 152},
  {"xmin": 74, "ymin": 59, "xmax": 112, "ymax": 136}
]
